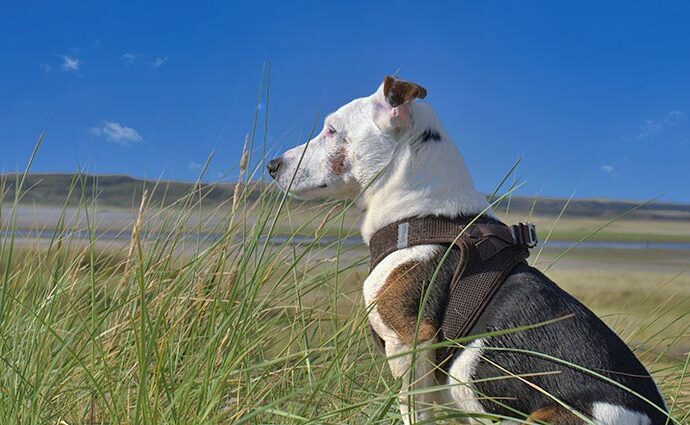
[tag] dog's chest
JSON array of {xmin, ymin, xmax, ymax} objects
[
  {"xmin": 363, "ymin": 244, "xmax": 490, "ymax": 417},
  {"xmin": 362, "ymin": 245, "xmax": 439, "ymax": 341}
]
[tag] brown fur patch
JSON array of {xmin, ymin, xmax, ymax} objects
[
  {"xmin": 383, "ymin": 76, "xmax": 427, "ymax": 107},
  {"xmin": 328, "ymin": 145, "xmax": 348, "ymax": 175},
  {"xmin": 527, "ymin": 405, "xmax": 586, "ymax": 424},
  {"xmin": 375, "ymin": 248, "xmax": 460, "ymax": 345}
]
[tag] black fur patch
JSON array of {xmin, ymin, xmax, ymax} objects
[
  {"xmin": 460, "ymin": 264, "xmax": 668, "ymax": 423},
  {"xmin": 420, "ymin": 128, "xmax": 441, "ymax": 143}
]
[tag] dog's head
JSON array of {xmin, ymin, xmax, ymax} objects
[{"xmin": 268, "ymin": 76, "xmax": 428, "ymax": 200}]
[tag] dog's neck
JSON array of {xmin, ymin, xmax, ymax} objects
[{"xmin": 358, "ymin": 112, "xmax": 492, "ymax": 244}]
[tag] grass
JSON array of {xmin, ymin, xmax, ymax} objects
[
  {"xmin": 0, "ymin": 99, "xmax": 688, "ymax": 423},
  {"xmin": 1, "ymin": 165, "xmax": 390, "ymax": 424},
  {"xmin": 1, "ymin": 165, "xmax": 689, "ymax": 424}
]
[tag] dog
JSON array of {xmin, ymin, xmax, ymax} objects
[{"xmin": 268, "ymin": 76, "xmax": 669, "ymax": 424}]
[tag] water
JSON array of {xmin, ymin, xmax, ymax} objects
[
  {"xmin": 540, "ymin": 240, "xmax": 690, "ymax": 251},
  {"xmin": 3, "ymin": 228, "xmax": 690, "ymax": 251}
]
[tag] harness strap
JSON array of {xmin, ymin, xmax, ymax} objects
[
  {"xmin": 368, "ymin": 215, "xmax": 535, "ymax": 368},
  {"xmin": 436, "ymin": 236, "xmax": 528, "ymax": 366}
]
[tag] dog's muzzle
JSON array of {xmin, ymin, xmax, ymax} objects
[{"xmin": 267, "ymin": 158, "xmax": 282, "ymax": 179}]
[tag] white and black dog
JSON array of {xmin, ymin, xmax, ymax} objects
[{"xmin": 268, "ymin": 76, "xmax": 669, "ymax": 424}]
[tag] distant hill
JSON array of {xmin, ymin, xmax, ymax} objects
[
  {"xmin": 1, "ymin": 173, "xmax": 248, "ymax": 210},
  {"xmin": 2, "ymin": 173, "xmax": 689, "ymax": 221}
]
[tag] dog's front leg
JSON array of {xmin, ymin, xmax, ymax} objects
[{"xmin": 386, "ymin": 339, "xmax": 438, "ymax": 424}]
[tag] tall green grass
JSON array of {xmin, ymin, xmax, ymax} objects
[{"xmin": 1, "ymin": 150, "xmax": 688, "ymax": 424}]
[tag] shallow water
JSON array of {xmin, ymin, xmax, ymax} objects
[{"xmin": 4, "ymin": 228, "xmax": 690, "ymax": 251}]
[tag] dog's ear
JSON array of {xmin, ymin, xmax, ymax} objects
[
  {"xmin": 383, "ymin": 76, "xmax": 427, "ymax": 108},
  {"xmin": 373, "ymin": 76, "xmax": 427, "ymax": 135}
]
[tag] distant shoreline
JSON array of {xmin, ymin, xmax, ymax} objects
[{"xmin": 5, "ymin": 227, "xmax": 690, "ymax": 251}]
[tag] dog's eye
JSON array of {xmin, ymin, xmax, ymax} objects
[{"xmin": 326, "ymin": 125, "xmax": 337, "ymax": 135}]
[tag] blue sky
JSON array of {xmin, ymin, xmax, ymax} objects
[{"xmin": 2, "ymin": 1, "xmax": 689, "ymax": 202}]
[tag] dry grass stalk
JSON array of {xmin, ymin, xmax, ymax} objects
[
  {"xmin": 211, "ymin": 134, "xmax": 250, "ymax": 275},
  {"xmin": 125, "ymin": 189, "xmax": 149, "ymax": 272},
  {"xmin": 315, "ymin": 203, "xmax": 339, "ymax": 238},
  {"xmin": 231, "ymin": 134, "xmax": 250, "ymax": 216}
]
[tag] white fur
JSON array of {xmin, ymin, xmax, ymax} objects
[
  {"xmin": 386, "ymin": 339, "xmax": 438, "ymax": 425},
  {"xmin": 591, "ymin": 403, "xmax": 651, "ymax": 425},
  {"xmin": 273, "ymin": 80, "xmax": 492, "ymax": 244},
  {"xmin": 444, "ymin": 339, "xmax": 491, "ymax": 424},
  {"xmin": 358, "ymin": 102, "xmax": 491, "ymax": 243}
]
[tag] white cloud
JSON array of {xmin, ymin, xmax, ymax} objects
[
  {"xmin": 121, "ymin": 52, "xmax": 141, "ymax": 66},
  {"xmin": 91, "ymin": 121, "xmax": 143, "ymax": 146},
  {"xmin": 633, "ymin": 110, "xmax": 686, "ymax": 140},
  {"xmin": 61, "ymin": 55, "xmax": 80, "ymax": 71},
  {"xmin": 601, "ymin": 165, "xmax": 614, "ymax": 173},
  {"xmin": 152, "ymin": 57, "xmax": 168, "ymax": 68},
  {"xmin": 188, "ymin": 161, "xmax": 203, "ymax": 171},
  {"xmin": 40, "ymin": 63, "xmax": 52, "ymax": 73}
]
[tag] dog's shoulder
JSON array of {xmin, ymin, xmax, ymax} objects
[{"xmin": 364, "ymin": 245, "xmax": 460, "ymax": 344}]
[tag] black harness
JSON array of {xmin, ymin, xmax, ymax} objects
[{"xmin": 368, "ymin": 215, "xmax": 538, "ymax": 367}]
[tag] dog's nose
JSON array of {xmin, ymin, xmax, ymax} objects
[{"xmin": 267, "ymin": 158, "xmax": 282, "ymax": 179}]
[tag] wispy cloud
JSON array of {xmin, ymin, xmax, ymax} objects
[
  {"xmin": 40, "ymin": 63, "xmax": 52, "ymax": 73},
  {"xmin": 188, "ymin": 161, "xmax": 203, "ymax": 171},
  {"xmin": 90, "ymin": 121, "xmax": 143, "ymax": 146},
  {"xmin": 601, "ymin": 164, "xmax": 614, "ymax": 173},
  {"xmin": 152, "ymin": 57, "xmax": 168, "ymax": 68},
  {"xmin": 121, "ymin": 52, "xmax": 141, "ymax": 66},
  {"xmin": 120, "ymin": 53, "xmax": 167, "ymax": 68},
  {"xmin": 630, "ymin": 110, "xmax": 686, "ymax": 140},
  {"xmin": 61, "ymin": 55, "xmax": 80, "ymax": 71}
]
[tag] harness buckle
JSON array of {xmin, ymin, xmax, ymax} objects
[
  {"xmin": 397, "ymin": 222, "xmax": 409, "ymax": 249},
  {"xmin": 511, "ymin": 222, "xmax": 538, "ymax": 248}
]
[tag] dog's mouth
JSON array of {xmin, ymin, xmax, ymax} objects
[{"xmin": 282, "ymin": 181, "xmax": 330, "ymax": 200}]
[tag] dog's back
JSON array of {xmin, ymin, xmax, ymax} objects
[{"xmin": 445, "ymin": 262, "xmax": 668, "ymax": 424}]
